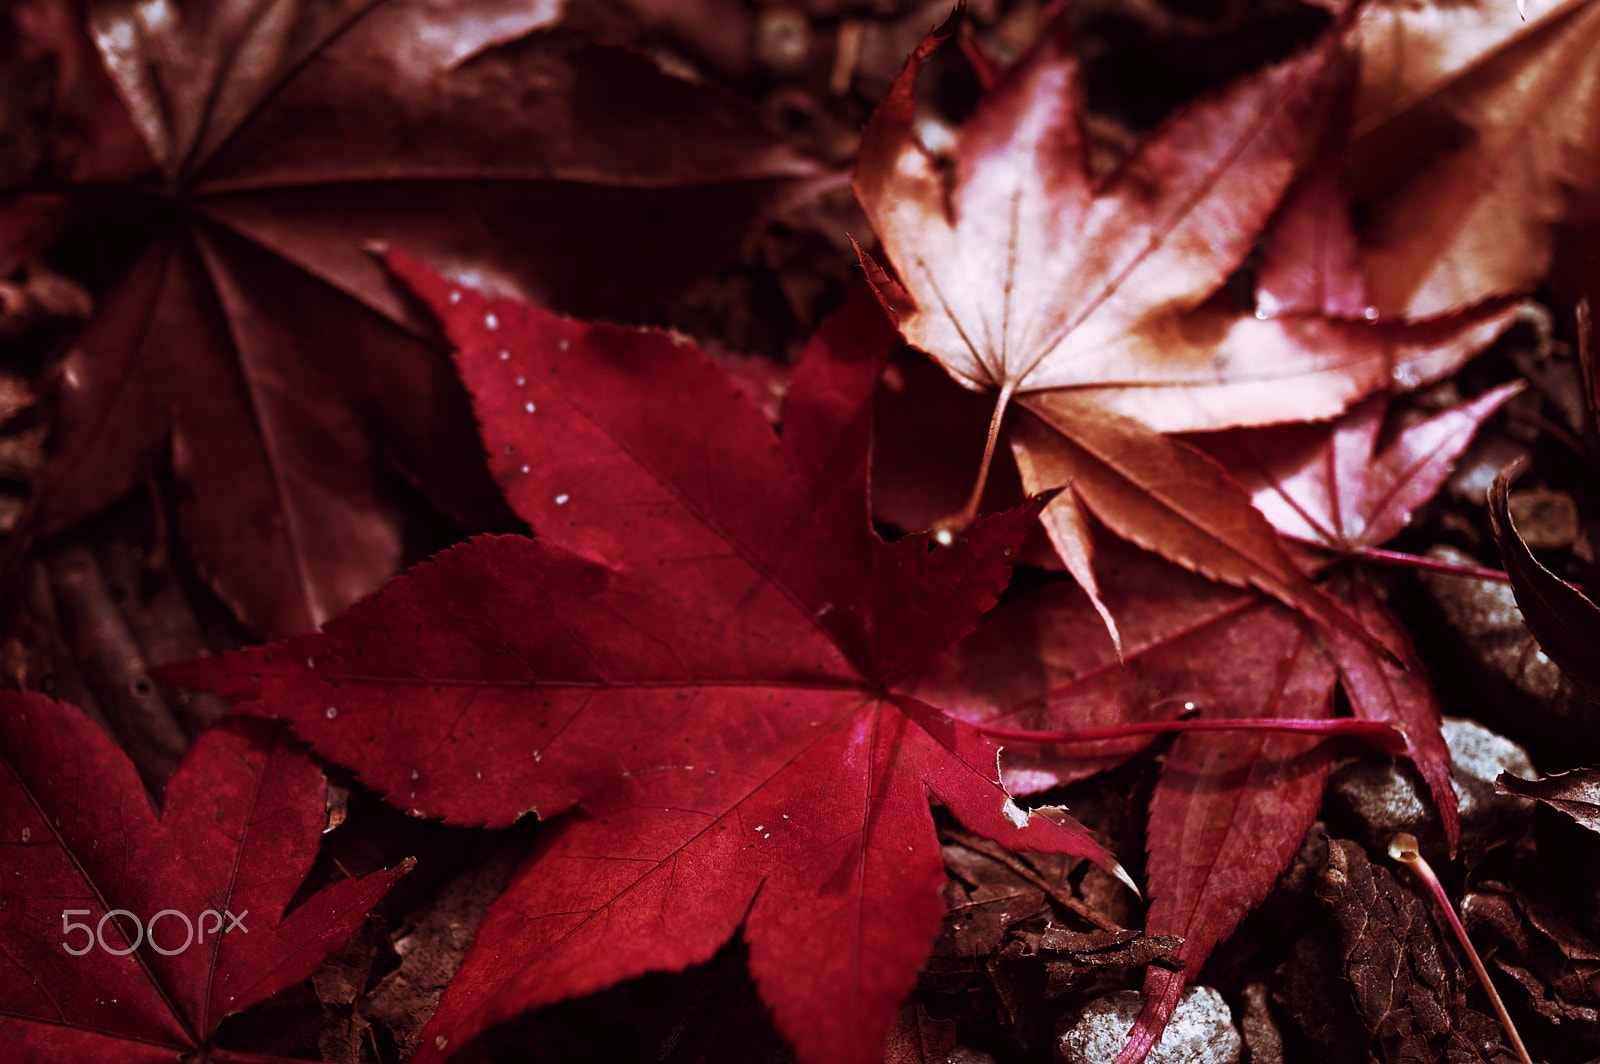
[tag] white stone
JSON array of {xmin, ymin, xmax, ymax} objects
[
  {"xmin": 1329, "ymin": 716, "xmax": 1534, "ymax": 854},
  {"xmin": 1056, "ymin": 986, "xmax": 1240, "ymax": 1064}
]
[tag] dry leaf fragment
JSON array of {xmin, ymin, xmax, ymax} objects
[
  {"xmin": 1463, "ymin": 881, "xmax": 1600, "ymax": 1036},
  {"xmin": 1488, "ymin": 460, "xmax": 1600, "ymax": 700},
  {"xmin": 1315, "ymin": 839, "xmax": 1520, "ymax": 1064},
  {"xmin": 1496, "ymin": 766, "xmax": 1600, "ymax": 833}
]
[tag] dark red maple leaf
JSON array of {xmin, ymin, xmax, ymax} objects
[
  {"xmin": 0, "ymin": 0, "xmax": 818, "ymax": 639},
  {"xmin": 161, "ymin": 258, "xmax": 1130, "ymax": 1064},
  {"xmin": 0, "ymin": 691, "xmax": 408, "ymax": 1062}
]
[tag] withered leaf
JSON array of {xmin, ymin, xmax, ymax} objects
[
  {"xmin": 1036, "ymin": 928, "xmax": 1183, "ymax": 968},
  {"xmin": 884, "ymin": 1000, "xmax": 958, "ymax": 1064},
  {"xmin": 1316, "ymin": 839, "xmax": 1519, "ymax": 1064},
  {"xmin": 1496, "ymin": 766, "xmax": 1600, "ymax": 834},
  {"xmin": 1463, "ymin": 881, "xmax": 1600, "ymax": 1036},
  {"xmin": 1488, "ymin": 462, "xmax": 1600, "ymax": 701}
]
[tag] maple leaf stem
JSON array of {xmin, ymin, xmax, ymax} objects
[
  {"xmin": 971, "ymin": 716, "xmax": 1407, "ymax": 756},
  {"xmin": 1387, "ymin": 834, "xmax": 1535, "ymax": 1064},
  {"xmin": 1349, "ymin": 546, "xmax": 1511, "ymax": 583},
  {"xmin": 1285, "ymin": 535, "xmax": 1511, "ymax": 583},
  {"xmin": 939, "ymin": 380, "xmax": 1019, "ymax": 537}
]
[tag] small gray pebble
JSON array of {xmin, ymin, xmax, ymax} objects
[
  {"xmin": 947, "ymin": 1047, "xmax": 998, "ymax": 1064},
  {"xmin": 1056, "ymin": 985, "xmax": 1240, "ymax": 1064},
  {"xmin": 1329, "ymin": 716, "xmax": 1534, "ymax": 858},
  {"xmin": 1416, "ymin": 545, "xmax": 1588, "ymax": 733}
]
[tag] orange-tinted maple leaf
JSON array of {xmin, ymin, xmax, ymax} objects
[
  {"xmin": 854, "ymin": 7, "xmax": 1503, "ymax": 659},
  {"xmin": 1350, "ymin": 0, "xmax": 1600, "ymax": 317}
]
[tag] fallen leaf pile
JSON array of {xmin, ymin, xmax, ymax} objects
[{"xmin": 4, "ymin": 0, "xmax": 1600, "ymax": 1062}]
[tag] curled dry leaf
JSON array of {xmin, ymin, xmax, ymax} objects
[
  {"xmin": 1463, "ymin": 881, "xmax": 1600, "ymax": 1036},
  {"xmin": 0, "ymin": 692, "xmax": 409, "ymax": 1062},
  {"xmin": 0, "ymin": 0, "xmax": 820, "ymax": 640},
  {"xmin": 1496, "ymin": 766, "xmax": 1600, "ymax": 834},
  {"xmin": 164, "ymin": 258, "xmax": 1131, "ymax": 1064},
  {"xmin": 853, "ymin": 6, "xmax": 1501, "ymax": 658},
  {"xmin": 1488, "ymin": 461, "xmax": 1600, "ymax": 700}
]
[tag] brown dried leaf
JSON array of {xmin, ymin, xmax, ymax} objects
[
  {"xmin": 1463, "ymin": 882, "xmax": 1600, "ymax": 1038},
  {"xmin": 363, "ymin": 848, "xmax": 520, "ymax": 1059},
  {"xmin": 884, "ymin": 1000, "xmax": 957, "ymax": 1064},
  {"xmin": 1488, "ymin": 462, "xmax": 1600, "ymax": 701},
  {"xmin": 1496, "ymin": 766, "xmax": 1600, "ymax": 835},
  {"xmin": 1315, "ymin": 839, "xmax": 1519, "ymax": 1064},
  {"xmin": 1035, "ymin": 928, "xmax": 1182, "ymax": 968}
]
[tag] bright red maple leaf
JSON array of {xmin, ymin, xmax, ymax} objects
[
  {"xmin": 914, "ymin": 384, "xmax": 1514, "ymax": 1061},
  {"xmin": 0, "ymin": 691, "xmax": 407, "ymax": 1062},
  {"xmin": 0, "ymin": 0, "xmax": 818, "ymax": 639},
  {"xmin": 161, "ymin": 258, "xmax": 1131, "ymax": 1064}
]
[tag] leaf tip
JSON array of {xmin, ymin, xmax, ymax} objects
[{"xmin": 1109, "ymin": 856, "xmax": 1141, "ymax": 899}]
